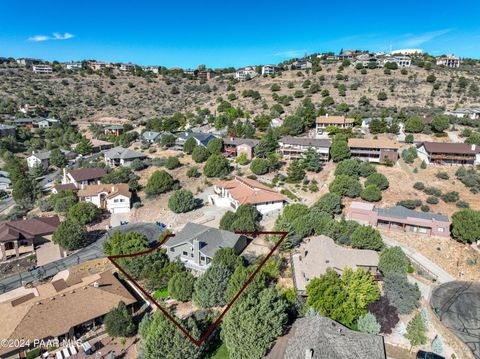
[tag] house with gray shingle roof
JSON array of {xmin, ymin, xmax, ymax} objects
[
  {"xmin": 164, "ymin": 222, "xmax": 247, "ymax": 273},
  {"xmin": 104, "ymin": 146, "xmax": 147, "ymax": 167},
  {"xmin": 349, "ymin": 201, "xmax": 451, "ymax": 238},
  {"xmin": 267, "ymin": 315, "xmax": 386, "ymax": 359},
  {"xmin": 27, "ymin": 149, "xmax": 77, "ymax": 169},
  {"xmin": 174, "ymin": 131, "xmax": 217, "ymax": 150},
  {"xmin": 142, "ymin": 131, "xmax": 162, "ymax": 143}
]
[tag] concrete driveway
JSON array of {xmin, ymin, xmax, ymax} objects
[{"xmin": 110, "ymin": 213, "xmax": 130, "ymax": 227}]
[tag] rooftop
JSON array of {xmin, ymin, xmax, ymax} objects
[
  {"xmin": 316, "ymin": 115, "xmax": 354, "ymax": 125},
  {"xmin": 104, "ymin": 146, "xmax": 146, "ymax": 160},
  {"xmin": 67, "ymin": 167, "xmax": 107, "ymax": 182},
  {"xmin": 77, "ymin": 183, "xmax": 131, "ymax": 199},
  {"xmin": 348, "ymin": 138, "xmax": 400, "ymax": 150},
  {"xmin": 375, "ymin": 205, "xmax": 450, "ymax": 223},
  {"xmin": 223, "ymin": 137, "xmax": 260, "ymax": 147},
  {"xmin": 0, "ymin": 216, "xmax": 60, "ymax": 243},
  {"xmin": 418, "ymin": 141, "xmax": 479, "ymax": 155},
  {"xmin": 279, "ymin": 136, "xmax": 331, "ymax": 148},
  {"xmin": 215, "ymin": 177, "xmax": 287, "ymax": 205}
]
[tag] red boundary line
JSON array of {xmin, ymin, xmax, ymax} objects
[{"xmin": 107, "ymin": 230, "xmax": 288, "ymax": 347}]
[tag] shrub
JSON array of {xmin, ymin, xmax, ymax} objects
[
  {"xmin": 441, "ymin": 191, "xmax": 459, "ymax": 203},
  {"xmin": 365, "ymin": 173, "xmax": 389, "ymax": 190},
  {"xmin": 435, "ymin": 171, "xmax": 449, "ymax": 180},
  {"xmin": 104, "ymin": 301, "xmax": 135, "ymax": 338},
  {"xmin": 145, "ymin": 170, "xmax": 176, "ymax": 195},
  {"xmin": 334, "ymin": 159, "xmax": 360, "ymax": 178},
  {"xmin": 420, "ymin": 160, "xmax": 427, "ymax": 169},
  {"xmin": 413, "ymin": 182, "xmax": 425, "ymax": 190},
  {"xmin": 168, "ymin": 189, "xmax": 196, "ymax": 213},
  {"xmin": 130, "ymin": 159, "xmax": 147, "ymax": 171},
  {"xmin": 379, "ymin": 246, "xmax": 409, "ymax": 275},
  {"xmin": 451, "ymin": 209, "xmax": 480, "ymax": 243},
  {"xmin": 405, "ymin": 312, "xmax": 427, "ymax": 346},
  {"xmin": 401, "ymin": 147, "xmax": 417, "ymax": 164},
  {"xmin": 191, "ymin": 146, "xmax": 209, "ymax": 163},
  {"xmin": 361, "ymin": 185, "xmax": 382, "ymax": 202},
  {"xmin": 397, "ymin": 199, "xmax": 422, "ymax": 209},
  {"xmin": 186, "ymin": 167, "xmax": 200, "ymax": 178},
  {"xmin": 357, "ymin": 312, "xmax": 381, "ymax": 334},
  {"xmin": 367, "ymin": 296, "xmax": 400, "ymax": 334},
  {"xmin": 168, "ymin": 272, "xmax": 195, "ymax": 302},
  {"xmin": 329, "ymin": 175, "xmax": 362, "ymax": 198},
  {"xmin": 405, "ymin": 134, "xmax": 414, "ymax": 143},
  {"xmin": 456, "ymin": 200, "xmax": 469, "ymax": 208},
  {"xmin": 165, "ymin": 156, "xmax": 181, "ymax": 170},
  {"xmin": 312, "ymin": 193, "xmax": 342, "ymax": 216},
  {"xmin": 351, "ymin": 225, "xmax": 384, "ymax": 251},
  {"xmin": 426, "ymin": 196, "xmax": 439, "ymax": 204},
  {"xmin": 359, "ymin": 162, "xmax": 376, "ymax": 177},
  {"xmin": 384, "ymin": 273, "xmax": 420, "ymax": 314},
  {"xmin": 421, "ymin": 205, "xmax": 430, "ymax": 212},
  {"xmin": 250, "ymin": 158, "xmax": 270, "ymax": 175},
  {"xmin": 183, "ymin": 137, "xmax": 197, "ymax": 154},
  {"xmin": 424, "ymin": 187, "xmax": 442, "ymax": 197}
]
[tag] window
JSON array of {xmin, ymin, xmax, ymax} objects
[
  {"xmin": 191, "ymin": 253, "xmax": 194, "ymax": 258},
  {"xmin": 438, "ymin": 227, "xmax": 444, "ymax": 232},
  {"xmin": 182, "ymin": 251, "xmax": 188, "ymax": 256},
  {"xmin": 170, "ymin": 248, "xmax": 174, "ymax": 252},
  {"xmin": 200, "ymin": 256, "xmax": 205, "ymax": 261}
]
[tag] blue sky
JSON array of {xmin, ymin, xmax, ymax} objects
[{"xmin": 1, "ymin": 0, "xmax": 479, "ymax": 68}]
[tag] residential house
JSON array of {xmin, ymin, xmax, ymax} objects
[
  {"xmin": 18, "ymin": 104, "xmax": 47, "ymax": 117},
  {"xmin": 291, "ymin": 235, "xmax": 379, "ymax": 294},
  {"xmin": 266, "ymin": 315, "xmax": 386, "ymax": 359},
  {"xmin": 0, "ymin": 270, "xmax": 136, "ymax": 358},
  {"xmin": 198, "ymin": 70, "xmax": 214, "ymax": 81},
  {"xmin": 338, "ymin": 50, "xmax": 358, "ymax": 60},
  {"xmin": 32, "ymin": 64, "xmax": 53, "ymax": 74},
  {"xmin": 104, "ymin": 146, "xmax": 147, "ymax": 167},
  {"xmin": 13, "ymin": 117, "xmax": 38, "ymax": 128},
  {"xmin": 0, "ymin": 124, "xmax": 16, "ymax": 138},
  {"xmin": 119, "ymin": 63, "xmax": 135, "ymax": 71},
  {"xmin": 316, "ymin": 115, "xmax": 354, "ymax": 136},
  {"xmin": 142, "ymin": 66, "xmax": 159, "ymax": 74},
  {"xmin": 354, "ymin": 53, "xmax": 382, "ymax": 68},
  {"xmin": 445, "ymin": 108, "xmax": 480, "ymax": 120},
  {"xmin": 223, "ymin": 137, "xmax": 259, "ymax": 160},
  {"xmin": 34, "ymin": 117, "xmax": 59, "ymax": 128},
  {"xmin": 89, "ymin": 61, "xmax": 109, "ymax": 71},
  {"xmin": 349, "ymin": 201, "xmax": 451, "ymax": 238},
  {"xmin": 235, "ymin": 67, "xmax": 257, "ymax": 81},
  {"xmin": 78, "ymin": 183, "xmax": 131, "ymax": 213},
  {"xmin": 164, "ymin": 222, "xmax": 247, "ymax": 273},
  {"xmin": 290, "ymin": 59, "xmax": 312, "ymax": 70},
  {"xmin": 73, "ymin": 138, "xmax": 114, "ymax": 154},
  {"xmin": 209, "ymin": 176, "xmax": 287, "ymax": 214},
  {"xmin": 27, "ymin": 149, "xmax": 77, "ymax": 169},
  {"xmin": 142, "ymin": 131, "xmax": 162, "ymax": 143},
  {"xmin": 174, "ymin": 131, "xmax": 217, "ymax": 150},
  {"xmin": 436, "ymin": 55, "xmax": 461, "ymax": 68},
  {"xmin": 416, "ymin": 142, "xmax": 480, "ymax": 165},
  {"xmin": 383, "ymin": 56, "xmax": 411, "ymax": 68},
  {"xmin": 261, "ymin": 64, "xmax": 281, "ymax": 76},
  {"xmin": 61, "ymin": 167, "xmax": 106, "ymax": 187},
  {"xmin": 348, "ymin": 138, "xmax": 400, "ymax": 164},
  {"xmin": 65, "ymin": 62, "xmax": 82, "ymax": 70},
  {"xmin": 16, "ymin": 58, "xmax": 40, "ymax": 66},
  {"xmin": 104, "ymin": 124, "xmax": 124, "ymax": 136},
  {"xmin": 278, "ymin": 136, "xmax": 331, "ymax": 161},
  {"xmin": 0, "ymin": 216, "xmax": 59, "ymax": 261}
]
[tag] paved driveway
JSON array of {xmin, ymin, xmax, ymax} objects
[
  {"xmin": 0, "ymin": 223, "xmax": 163, "ymax": 294},
  {"xmin": 430, "ymin": 281, "xmax": 480, "ymax": 359}
]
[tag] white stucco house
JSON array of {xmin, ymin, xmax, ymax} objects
[
  {"xmin": 77, "ymin": 183, "xmax": 131, "ymax": 214},
  {"xmin": 209, "ymin": 176, "xmax": 287, "ymax": 214}
]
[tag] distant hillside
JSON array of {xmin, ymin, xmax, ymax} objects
[{"xmin": 1, "ymin": 61, "xmax": 480, "ymax": 124}]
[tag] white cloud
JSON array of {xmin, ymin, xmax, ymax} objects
[
  {"xmin": 399, "ymin": 29, "xmax": 451, "ymax": 47},
  {"xmin": 274, "ymin": 50, "xmax": 307, "ymax": 58},
  {"xmin": 28, "ymin": 32, "xmax": 75, "ymax": 42}
]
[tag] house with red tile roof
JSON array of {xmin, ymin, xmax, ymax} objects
[
  {"xmin": 0, "ymin": 216, "xmax": 60, "ymax": 261},
  {"xmin": 209, "ymin": 177, "xmax": 287, "ymax": 214}
]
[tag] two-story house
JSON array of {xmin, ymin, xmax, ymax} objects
[
  {"xmin": 164, "ymin": 222, "xmax": 247, "ymax": 273},
  {"xmin": 278, "ymin": 136, "xmax": 331, "ymax": 161},
  {"xmin": 104, "ymin": 147, "xmax": 147, "ymax": 167},
  {"xmin": 27, "ymin": 149, "xmax": 77, "ymax": 169},
  {"xmin": 316, "ymin": 115, "xmax": 355, "ymax": 136},
  {"xmin": 223, "ymin": 137, "xmax": 259, "ymax": 160},
  {"xmin": 77, "ymin": 183, "xmax": 131, "ymax": 214}
]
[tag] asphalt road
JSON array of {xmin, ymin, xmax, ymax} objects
[{"xmin": 0, "ymin": 223, "xmax": 163, "ymax": 294}]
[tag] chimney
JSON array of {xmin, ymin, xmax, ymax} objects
[
  {"xmin": 472, "ymin": 144, "xmax": 476, "ymax": 151},
  {"xmin": 193, "ymin": 239, "xmax": 200, "ymax": 260},
  {"xmin": 93, "ymin": 281, "xmax": 99, "ymax": 288},
  {"xmin": 305, "ymin": 349, "xmax": 314, "ymax": 359},
  {"xmin": 325, "ymin": 113, "xmax": 329, "ymax": 117},
  {"xmin": 111, "ymin": 185, "xmax": 115, "ymax": 192}
]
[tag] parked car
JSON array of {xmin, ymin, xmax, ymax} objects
[{"xmin": 416, "ymin": 351, "xmax": 445, "ymax": 359}]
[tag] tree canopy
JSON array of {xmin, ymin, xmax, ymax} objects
[
  {"xmin": 104, "ymin": 301, "xmax": 136, "ymax": 338},
  {"xmin": 52, "ymin": 219, "xmax": 88, "ymax": 250},
  {"xmin": 145, "ymin": 170, "xmax": 176, "ymax": 195}
]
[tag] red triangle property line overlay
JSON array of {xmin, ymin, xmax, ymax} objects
[{"xmin": 107, "ymin": 230, "xmax": 288, "ymax": 347}]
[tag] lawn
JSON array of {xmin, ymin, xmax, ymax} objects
[
  {"xmin": 207, "ymin": 343, "xmax": 230, "ymax": 359},
  {"xmin": 152, "ymin": 287, "xmax": 169, "ymax": 300}
]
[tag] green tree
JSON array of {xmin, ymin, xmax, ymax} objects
[
  {"xmin": 165, "ymin": 156, "xmax": 181, "ymax": 170},
  {"xmin": 365, "ymin": 173, "xmax": 389, "ymax": 190},
  {"xmin": 286, "ymin": 159, "xmax": 305, "ymax": 182},
  {"xmin": 378, "ymin": 246, "xmax": 409, "ymax": 275},
  {"xmin": 361, "ymin": 184, "xmax": 382, "ymax": 202},
  {"xmin": 359, "ymin": 162, "xmax": 377, "ymax": 177},
  {"xmin": 334, "ymin": 159, "xmax": 360, "ymax": 178},
  {"xmin": 183, "ymin": 137, "xmax": 197, "ymax": 154},
  {"xmin": 191, "ymin": 146, "xmax": 209, "ymax": 163},
  {"xmin": 330, "ymin": 140, "xmax": 351, "ymax": 162},
  {"xmin": 67, "ymin": 202, "xmax": 101, "ymax": 225},
  {"xmin": 250, "ymin": 158, "xmax": 270, "ymax": 175},
  {"xmin": 231, "ymin": 204, "xmax": 261, "ymax": 232},
  {"xmin": 451, "ymin": 209, "xmax": 480, "ymax": 243},
  {"xmin": 405, "ymin": 116, "xmax": 425, "ymax": 133},
  {"xmin": 219, "ymin": 211, "xmax": 236, "ymax": 231},
  {"xmin": 203, "ymin": 154, "xmax": 230, "ymax": 177},
  {"xmin": 49, "ymin": 190, "xmax": 78, "ymax": 215},
  {"xmin": 254, "ymin": 127, "xmax": 278, "ymax": 158},
  {"xmin": 168, "ymin": 189, "xmax": 196, "ymax": 213},
  {"xmin": 351, "ymin": 225, "xmax": 384, "ymax": 250},
  {"xmin": 384, "ymin": 273, "xmax": 420, "ymax": 314},
  {"xmin": 168, "ymin": 272, "xmax": 195, "ymax": 302},
  {"xmin": 329, "ymin": 175, "xmax": 362, "ymax": 198},
  {"xmin": 207, "ymin": 138, "xmax": 224, "ymax": 154},
  {"xmin": 159, "ymin": 133, "xmax": 176, "ymax": 148},
  {"xmin": 223, "ymin": 288, "xmax": 288, "ymax": 359},
  {"xmin": 12, "ymin": 177, "xmax": 34, "ymax": 207},
  {"xmin": 76, "ymin": 137, "xmax": 93, "ymax": 155},
  {"xmin": 145, "ymin": 170, "xmax": 176, "ymax": 195},
  {"xmin": 104, "ymin": 301, "xmax": 136, "ymax": 338},
  {"xmin": 377, "ymin": 91, "xmax": 388, "ymax": 101},
  {"xmin": 431, "ymin": 114, "xmax": 450, "ymax": 132},
  {"xmin": 302, "ymin": 147, "xmax": 322, "ymax": 172},
  {"xmin": 312, "ymin": 193, "xmax": 342, "ymax": 216},
  {"xmin": 405, "ymin": 312, "xmax": 427, "ymax": 347},
  {"xmin": 49, "ymin": 148, "xmax": 67, "ymax": 168},
  {"xmin": 306, "ymin": 268, "xmax": 380, "ymax": 328},
  {"xmin": 281, "ymin": 115, "xmax": 304, "ymax": 135},
  {"xmin": 357, "ymin": 312, "xmax": 381, "ymax": 334},
  {"xmin": 193, "ymin": 264, "xmax": 233, "ymax": 307},
  {"xmin": 236, "ymin": 152, "xmax": 248, "ymax": 165},
  {"xmin": 52, "ymin": 219, "xmax": 88, "ymax": 250}
]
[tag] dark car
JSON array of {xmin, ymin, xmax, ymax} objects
[{"xmin": 416, "ymin": 351, "xmax": 445, "ymax": 359}]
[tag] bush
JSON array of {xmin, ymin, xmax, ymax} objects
[
  {"xmin": 424, "ymin": 187, "xmax": 442, "ymax": 197},
  {"xmin": 67, "ymin": 202, "xmax": 101, "ymax": 225},
  {"xmin": 168, "ymin": 189, "xmax": 196, "ymax": 213},
  {"xmin": 191, "ymin": 146, "xmax": 209, "ymax": 163},
  {"xmin": 405, "ymin": 116, "xmax": 425, "ymax": 133},
  {"xmin": 207, "ymin": 138, "xmax": 224, "ymax": 155},
  {"xmin": 104, "ymin": 301, "xmax": 135, "ymax": 338},
  {"xmin": 359, "ymin": 162, "xmax": 377, "ymax": 177},
  {"xmin": 365, "ymin": 173, "xmax": 389, "ymax": 190},
  {"xmin": 165, "ymin": 156, "xmax": 181, "ymax": 170},
  {"xmin": 435, "ymin": 171, "xmax": 449, "ymax": 180},
  {"xmin": 426, "ymin": 196, "xmax": 439, "ymax": 204},
  {"xmin": 367, "ymin": 296, "xmax": 399, "ymax": 334},
  {"xmin": 203, "ymin": 154, "xmax": 231, "ymax": 177},
  {"xmin": 186, "ymin": 167, "xmax": 200, "ymax": 178},
  {"xmin": 334, "ymin": 159, "xmax": 360, "ymax": 178},
  {"xmin": 52, "ymin": 220, "xmax": 88, "ymax": 250},
  {"xmin": 329, "ymin": 175, "xmax": 362, "ymax": 198},
  {"xmin": 130, "ymin": 159, "xmax": 147, "ymax": 171},
  {"xmin": 456, "ymin": 200, "xmax": 469, "ymax": 208},
  {"xmin": 145, "ymin": 170, "xmax": 176, "ymax": 195},
  {"xmin": 441, "ymin": 191, "xmax": 459, "ymax": 203},
  {"xmin": 250, "ymin": 158, "xmax": 270, "ymax": 175},
  {"xmin": 401, "ymin": 146, "xmax": 417, "ymax": 164},
  {"xmin": 420, "ymin": 160, "xmax": 427, "ymax": 169},
  {"xmin": 405, "ymin": 312, "xmax": 427, "ymax": 346},
  {"xmin": 451, "ymin": 209, "xmax": 480, "ymax": 243},
  {"xmin": 421, "ymin": 205, "xmax": 430, "ymax": 212},
  {"xmin": 168, "ymin": 272, "xmax": 195, "ymax": 302},
  {"xmin": 312, "ymin": 193, "xmax": 342, "ymax": 216},
  {"xmin": 384, "ymin": 273, "xmax": 420, "ymax": 314},
  {"xmin": 351, "ymin": 225, "xmax": 384, "ymax": 251},
  {"xmin": 357, "ymin": 312, "xmax": 381, "ymax": 334},
  {"xmin": 183, "ymin": 137, "xmax": 197, "ymax": 154},
  {"xmin": 397, "ymin": 199, "xmax": 422, "ymax": 209},
  {"xmin": 413, "ymin": 182, "xmax": 425, "ymax": 190},
  {"xmin": 361, "ymin": 185, "xmax": 382, "ymax": 202},
  {"xmin": 379, "ymin": 246, "xmax": 409, "ymax": 275},
  {"xmin": 405, "ymin": 134, "xmax": 414, "ymax": 143}
]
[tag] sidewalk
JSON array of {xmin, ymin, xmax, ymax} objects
[{"xmin": 382, "ymin": 236, "xmax": 455, "ymax": 284}]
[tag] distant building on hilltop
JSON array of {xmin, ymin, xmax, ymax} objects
[
  {"xmin": 235, "ymin": 66, "xmax": 257, "ymax": 81},
  {"xmin": 436, "ymin": 55, "xmax": 461, "ymax": 68},
  {"xmin": 32, "ymin": 64, "xmax": 52, "ymax": 74},
  {"xmin": 261, "ymin": 64, "xmax": 281, "ymax": 75},
  {"xmin": 390, "ymin": 49, "xmax": 423, "ymax": 56}
]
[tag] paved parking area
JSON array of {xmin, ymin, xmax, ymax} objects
[{"xmin": 430, "ymin": 281, "xmax": 480, "ymax": 359}]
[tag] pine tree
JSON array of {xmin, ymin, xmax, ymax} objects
[{"xmin": 405, "ymin": 312, "xmax": 427, "ymax": 347}]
